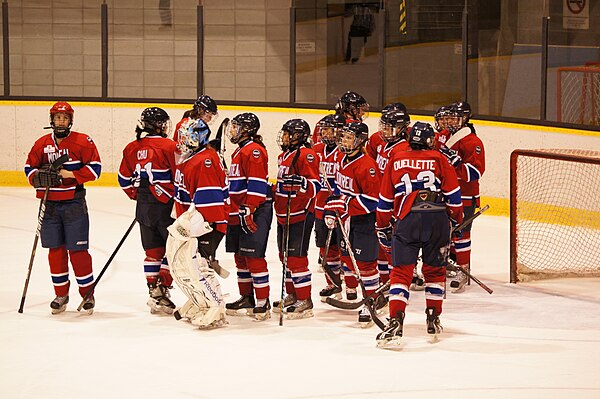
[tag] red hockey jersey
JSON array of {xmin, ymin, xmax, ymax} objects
[
  {"xmin": 228, "ymin": 140, "xmax": 269, "ymax": 224},
  {"xmin": 334, "ymin": 152, "xmax": 380, "ymax": 218},
  {"xmin": 314, "ymin": 142, "xmax": 341, "ymax": 219},
  {"xmin": 274, "ymin": 147, "xmax": 321, "ymax": 225},
  {"xmin": 173, "ymin": 147, "xmax": 229, "ymax": 234},
  {"xmin": 118, "ymin": 136, "xmax": 177, "ymax": 203},
  {"xmin": 24, "ymin": 131, "xmax": 102, "ymax": 201},
  {"xmin": 377, "ymin": 149, "xmax": 463, "ymax": 228},
  {"xmin": 366, "ymin": 133, "xmax": 411, "ymax": 176}
]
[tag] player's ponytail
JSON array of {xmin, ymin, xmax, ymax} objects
[
  {"xmin": 252, "ymin": 134, "xmax": 266, "ymax": 148},
  {"xmin": 135, "ymin": 125, "xmax": 144, "ymax": 141}
]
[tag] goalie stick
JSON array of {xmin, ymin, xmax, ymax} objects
[
  {"xmin": 19, "ymin": 153, "xmax": 69, "ymax": 314},
  {"xmin": 326, "ymin": 204, "xmax": 491, "ymax": 310}
]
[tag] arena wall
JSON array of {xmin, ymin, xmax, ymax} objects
[{"xmin": 1, "ymin": 100, "xmax": 598, "ymax": 217}]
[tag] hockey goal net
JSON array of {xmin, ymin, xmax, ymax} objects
[
  {"xmin": 557, "ymin": 65, "xmax": 600, "ymax": 126},
  {"xmin": 510, "ymin": 149, "xmax": 600, "ymax": 283}
]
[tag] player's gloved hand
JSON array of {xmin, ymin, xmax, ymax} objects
[
  {"xmin": 439, "ymin": 146, "xmax": 462, "ymax": 167},
  {"xmin": 449, "ymin": 216, "xmax": 464, "ymax": 238},
  {"xmin": 238, "ymin": 204, "xmax": 258, "ymax": 234},
  {"xmin": 376, "ymin": 225, "xmax": 393, "ymax": 254},
  {"xmin": 32, "ymin": 167, "xmax": 62, "ymax": 188},
  {"xmin": 324, "ymin": 195, "xmax": 349, "ymax": 215},
  {"xmin": 323, "ymin": 210, "xmax": 337, "ymax": 230},
  {"xmin": 282, "ymin": 174, "xmax": 308, "ymax": 194}
]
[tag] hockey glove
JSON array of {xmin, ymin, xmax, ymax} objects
[
  {"xmin": 376, "ymin": 225, "xmax": 393, "ymax": 254},
  {"xmin": 32, "ymin": 167, "xmax": 62, "ymax": 188},
  {"xmin": 323, "ymin": 195, "xmax": 349, "ymax": 215},
  {"xmin": 323, "ymin": 210, "xmax": 337, "ymax": 230},
  {"xmin": 238, "ymin": 204, "xmax": 258, "ymax": 234},
  {"xmin": 439, "ymin": 146, "xmax": 462, "ymax": 167},
  {"xmin": 282, "ymin": 174, "xmax": 308, "ymax": 194}
]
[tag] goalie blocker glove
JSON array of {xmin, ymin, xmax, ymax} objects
[
  {"xmin": 32, "ymin": 167, "xmax": 62, "ymax": 188},
  {"xmin": 238, "ymin": 204, "xmax": 257, "ymax": 234},
  {"xmin": 439, "ymin": 145, "xmax": 462, "ymax": 167}
]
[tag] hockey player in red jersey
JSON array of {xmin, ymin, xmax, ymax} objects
[
  {"xmin": 312, "ymin": 114, "xmax": 345, "ymax": 302},
  {"xmin": 118, "ymin": 107, "xmax": 177, "ymax": 315},
  {"xmin": 375, "ymin": 122, "xmax": 463, "ymax": 347},
  {"xmin": 324, "ymin": 122, "xmax": 383, "ymax": 327},
  {"xmin": 433, "ymin": 105, "xmax": 451, "ymax": 148},
  {"xmin": 173, "ymin": 94, "xmax": 218, "ymax": 143},
  {"xmin": 438, "ymin": 102, "xmax": 485, "ymax": 292},
  {"xmin": 364, "ymin": 102, "xmax": 408, "ymax": 159},
  {"xmin": 24, "ymin": 101, "xmax": 102, "ymax": 314},
  {"xmin": 336, "ymin": 91, "xmax": 369, "ymax": 123},
  {"xmin": 223, "ymin": 113, "xmax": 274, "ymax": 321},
  {"xmin": 274, "ymin": 119, "xmax": 321, "ymax": 319}
]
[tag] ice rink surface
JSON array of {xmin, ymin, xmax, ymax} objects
[{"xmin": 1, "ymin": 187, "xmax": 599, "ymax": 399}]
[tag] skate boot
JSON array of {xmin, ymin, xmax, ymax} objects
[
  {"xmin": 358, "ymin": 306, "xmax": 373, "ymax": 328},
  {"xmin": 147, "ymin": 282, "xmax": 176, "ymax": 315},
  {"xmin": 50, "ymin": 295, "xmax": 69, "ymax": 315},
  {"xmin": 273, "ymin": 294, "xmax": 296, "ymax": 314},
  {"xmin": 346, "ymin": 288, "xmax": 358, "ymax": 301},
  {"xmin": 449, "ymin": 267, "xmax": 468, "ymax": 293},
  {"xmin": 285, "ymin": 298, "xmax": 314, "ymax": 319},
  {"xmin": 319, "ymin": 284, "xmax": 342, "ymax": 302},
  {"xmin": 374, "ymin": 294, "xmax": 389, "ymax": 313},
  {"xmin": 252, "ymin": 298, "xmax": 271, "ymax": 321},
  {"xmin": 225, "ymin": 295, "xmax": 255, "ymax": 316},
  {"xmin": 426, "ymin": 307, "xmax": 443, "ymax": 335},
  {"xmin": 376, "ymin": 311, "xmax": 405, "ymax": 348},
  {"xmin": 410, "ymin": 270, "xmax": 425, "ymax": 291},
  {"xmin": 82, "ymin": 296, "xmax": 95, "ymax": 315}
]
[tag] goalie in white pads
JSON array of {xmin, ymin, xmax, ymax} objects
[{"xmin": 169, "ymin": 119, "xmax": 229, "ymax": 329}]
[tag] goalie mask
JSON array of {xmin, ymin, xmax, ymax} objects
[
  {"xmin": 408, "ymin": 122, "xmax": 436, "ymax": 150},
  {"xmin": 193, "ymin": 95, "xmax": 218, "ymax": 125},
  {"xmin": 138, "ymin": 107, "xmax": 172, "ymax": 138},
  {"xmin": 50, "ymin": 101, "xmax": 74, "ymax": 139},
  {"xmin": 338, "ymin": 122, "xmax": 369, "ymax": 154},
  {"xmin": 277, "ymin": 119, "xmax": 311, "ymax": 152},
  {"xmin": 317, "ymin": 114, "xmax": 345, "ymax": 146},
  {"xmin": 227, "ymin": 112, "xmax": 260, "ymax": 144},
  {"xmin": 177, "ymin": 119, "xmax": 211, "ymax": 157},
  {"xmin": 336, "ymin": 91, "xmax": 369, "ymax": 121},
  {"xmin": 379, "ymin": 108, "xmax": 410, "ymax": 143}
]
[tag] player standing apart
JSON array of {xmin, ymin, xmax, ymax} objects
[
  {"xmin": 324, "ymin": 122, "xmax": 382, "ymax": 327},
  {"xmin": 273, "ymin": 119, "xmax": 321, "ymax": 319},
  {"xmin": 223, "ymin": 113, "xmax": 273, "ymax": 321},
  {"xmin": 376, "ymin": 122, "xmax": 463, "ymax": 347},
  {"xmin": 118, "ymin": 107, "xmax": 177, "ymax": 314},
  {"xmin": 438, "ymin": 102, "xmax": 485, "ymax": 292},
  {"xmin": 173, "ymin": 95, "xmax": 218, "ymax": 143},
  {"xmin": 24, "ymin": 102, "xmax": 102, "ymax": 314}
]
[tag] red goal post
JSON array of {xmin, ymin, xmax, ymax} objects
[
  {"xmin": 510, "ymin": 149, "xmax": 600, "ymax": 283},
  {"xmin": 557, "ymin": 65, "xmax": 600, "ymax": 126}
]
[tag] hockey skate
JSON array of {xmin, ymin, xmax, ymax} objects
[
  {"xmin": 426, "ymin": 307, "xmax": 443, "ymax": 335},
  {"xmin": 252, "ymin": 299, "xmax": 271, "ymax": 321},
  {"xmin": 273, "ymin": 293, "xmax": 296, "ymax": 314},
  {"xmin": 449, "ymin": 267, "xmax": 468, "ymax": 293},
  {"xmin": 50, "ymin": 295, "xmax": 69, "ymax": 315},
  {"xmin": 147, "ymin": 282, "xmax": 176, "ymax": 315},
  {"xmin": 81, "ymin": 296, "xmax": 95, "ymax": 315},
  {"xmin": 319, "ymin": 284, "xmax": 342, "ymax": 302},
  {"xmin": 358, "ymin": 306, "xmax": 373, "ymax": 328},
  {"xmin": 225, "ymin": 295, "xmax": 255, "ymax": 316},
  {"xmin": 410, "ymin": 270, "xmax": 425, "ymax": 291},
  {"xmin": 376, "ymin": 311, "xmax": 405, "ymax": 349},
  {"xmin": 285, "ymin": 298, "xmax": 314, "ymax": 319},
  {"xmin": 346, "ymin": 288, "xmax": 358, "ymax": 301}
]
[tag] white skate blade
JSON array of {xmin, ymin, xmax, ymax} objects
[
  {"xmin": 286, "ymin": 309, "xmax": 314, "ymax": 320},
  {"xmin": 225, "ymin": 308, "xmax": 253, "ymax": 317},
  {"xmin": 359, "ymin": 320, "xmax": 374, "ymax": 329},
  {"xmin": 376, "ymin": 336, "xmax": 404, "ymax": 350},
  {"xmin": 253, "ymin": 310, "xmax": 271, "ymax": 321},
  {"xmin": 428, "ymin": 333, "xmax": 441, "ymax": 344},
  {"xmin": 147, "ymin": 299, "xmax": 175, "ymax": 315},
  {"xmin": 319, "ymin": 292, "xmax": 342, "ymax": 303},
  {"xmin": 51, "ymin": 306, "xmax": 67, "ymax": 315}
]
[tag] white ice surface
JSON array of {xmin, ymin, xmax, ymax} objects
[{"xmin": 1, "ymin": 187, "xmax": 599, "ymax": 399}]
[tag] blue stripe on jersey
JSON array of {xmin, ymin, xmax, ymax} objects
[
  {"xmin": 464, "ymin": 163, "xmax": 481, "ymax": 182},
  {"xmin": 247, "ymin": 178, "xmax": 268, "ymax": 197},
  {"xmin": 377, "ymin": 195, "xmax": 394, "ymax": 212},
  {"xmin": 24, "ymin": 166, "xmax": 35, "ymax": 178},
  {"xmin": 175, "ymin": 187, "xmax": 192, "ymax": 204},
  {"xmin": 229, "ymin": 178, "xmax": 247, "ymax": 194},
  {"xmin": 443, "ymin": 186, "xmax": 462, "ymax": 207},
  {"xmin": 357, "ymin": 194, "xmax": 378, "ymax": 213},
  {"xmin": 118, "ymin": 174, "xmax": 132, "ymax": 189},
  {"xmin": 193, "ymin": 187, "xmax": 226, "ymax": 207}
]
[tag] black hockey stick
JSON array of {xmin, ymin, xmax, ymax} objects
[
  {"xmin": 19, "ymin": 153, "xmax": 69, "ymax": 313},
  {"xmin": 446, "ymin": 260, "xmax": 493, "ymax": 294},
  {"xmin": 77, "ymin": 218, "xmax": 137, "ymax": 311},
  {"xmin": 452, "ymin": 204, "xmax": 489, "ymax": 235},
  {"xmin": 320, "ymin": 228, "xmax": 343, "ymax": 288},
  {"xmin": 326, "ymin": 280, "xmax": 390, "ymax": 310},
  {"xmin": 279, "ymin": 148, "xmax": 302, "ymax": 326}
]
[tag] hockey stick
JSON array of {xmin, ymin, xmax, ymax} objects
[
  {"xmin": 214, "ymin": 117, "xmax": 229, "ymax": 172},
  {"xmin": 446, "ymin": 260, "xmax": 493, "ymax": 294},
  {"xmin": 279, "ymin": 148, "xmax": 302, "ymax": 326},
  {"xmin": 452, "ymin": 204, "xmax": 489, "ymax": 235},
  {"xmin": 320, "ymin": 228, "xmax": 343, "ymax": 288},
  {"xmin": 77, "ymin": 218, "xmax": 137, "ymax": 311},
  {"xmin": 18, "ymin": 153, "xmax": 69, "ymax": 314}
]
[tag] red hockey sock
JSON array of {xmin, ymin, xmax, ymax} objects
[
  {"xmin": 247, "ymin": 257, "xmax": 269, "ymax": 300},
  {"xmin": 69, "ymin": 250, "xmax": 94, "ymax": 298},
  {"xmin": 234, "ymin": 253, "xmax": 253, "ymax": 296},
  {"xmin": 49, "ymin": 246, "xmax": 69, "ymax": 296}
]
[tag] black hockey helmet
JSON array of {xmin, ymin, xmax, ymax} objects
[
  {"xmin": 452, "ymin": 101, "xmax": 472, "ymax": 122},
  {"xmin": 336, "ymin": 91, "xmax": 369, "ymax": 121},
  {"xmin": 338, "ymin": 122, "xmax": 369, "ymax": 154},
  {"xmin": 278, "ymin": 119, "xmax": 311, "ymax": 151},
  {"xmin": 139, "ymin": 107, "xmax": 171, "ymax": 137},
  {"xmin": 227, "ymin": 112, "xmax": 260, "ymax": 144},
  {"xmin": 434, "ymin": 105, "xmax": 450, "ymax": 132},
  {"xmin": 408, "ymin": 122, "xmax": 436, "ymax": 150},
  {"xmin": 447, "ymin": 101, "xmax": 471, "ymax": 133},
  {"xmin": 379, "ymin": 108, "xmax": 410, "ymax": 143},
  {"xmin": 317, "ymin": 113, "xmax": 346, "ymax": 146},
  {"xmin": 193, "ymin": 95, "xmax": 218, "ymax": 124},
  {"xmin": 381, "ymin": 102, "xmax": 407, "ymax": 115}
]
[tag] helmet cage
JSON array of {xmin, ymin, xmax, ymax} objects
[
  {"xmin": 337, "ymin": 124, "xmax": 367, "ymax": 154},
  {"xmin": 378, "ymin": 120, "xmax": 406, "ymax": 143}
]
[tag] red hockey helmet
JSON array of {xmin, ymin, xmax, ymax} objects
[{"xmin": 50, "ymin": 101, "xmax": 74, "ymax": 119}]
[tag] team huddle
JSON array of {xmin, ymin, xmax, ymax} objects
[{"xmin": 24, "ymin": 93, "xmax": 485, "ymax": 348}]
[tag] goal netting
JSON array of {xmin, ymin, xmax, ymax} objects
[
  {"xmin": 510, "ymin": 149, "xmax": 600, "ymax": 282},
  {"xmin": 557, "ymin": 65, "xmax": 600, "ymax": 126}
]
